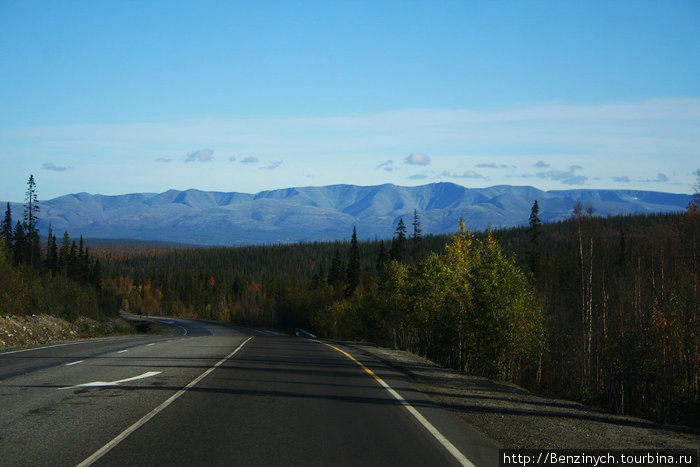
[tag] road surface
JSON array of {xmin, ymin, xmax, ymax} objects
[{"xmin": 0, "ymin": 319, "xmax": 497, "ymax": 466}]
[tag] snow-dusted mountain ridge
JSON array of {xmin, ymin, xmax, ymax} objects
[{"xmin": 4, "ymin": 182, "xmax": 692, "ymax": 246}]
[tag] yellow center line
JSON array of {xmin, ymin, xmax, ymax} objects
[{"xmin": 323, "ymin": 343, "xmax": 383, "ymax": 383}]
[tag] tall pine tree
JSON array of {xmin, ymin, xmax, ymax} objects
[
  {"xmin": 59, "ymin": 231, "xmax": 71, "ymax": 274},
  {"xmin": 23, "ymin": 175, "xmax": 41, "ymax": 268},
  {"xmin": 45, "ymin": 225, "xmax": 59, "ymax": 273},
  {"xmin": 1, "ymin": 202, "xmax": 13, "ymax": 247},
  {"xmin": 345, "ymin": 226, "xmax": 360, "ymax": 296},
  {"xmin": 411, "ymin": 209, "xmax": 422, "ymax": 262},
  {"xmin": 527, "ymin": 200, "xmax": 541, "ymax": 277},
  {"xmin": 390, "ymin": 218, "xmax": 407, "ymax": 262}
]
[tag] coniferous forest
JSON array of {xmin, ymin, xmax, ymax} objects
[
  {"xmin": 97, "ymin": 203, "xmax": 699, "ymax": 428},
  {"xmin": 1, "ymin": 176, "xmax": 108, "ymax": 321},
  {"xmin": 1, "ymin": 176, "xmax": 698, "ymax": 428}
]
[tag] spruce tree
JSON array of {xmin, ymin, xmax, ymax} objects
[
  {"xmin": 13, "ymin": 221, "xmax": 27, "ymax": 264},
  {"xmin": 45, "ymin": 225, "xmax": 59, "ymax": 272},
  {"xmin": 411, "ymin": 209, "xmax": 422, "ymax": 262},
  {"xmin": 68, "ymin": 241, "xmax": 78, "ymax": 279},
  {"xmin": 527, "ymin": 200, "xmax": 541, "ymax": 276},
  {"xmin": 390, "ymin": 217, "xmax": 407, "ymax": 262},
  {"xmin": 23, "ymin": 174, "xmax": 40, "ymax": 267},
  {"xmin": 78, "ymin": 235, "xmax": 89, "ymax": 283},
  {"xmin": 59, "ymin": 231, "xmax": 70, "ymax": 274},
  {"xmin": 1, "ymin": 202, "xmax": 13, "ymax": 247},
  {"xmin": 345, "ymin": 226, "xmax": 360, "ymax": 296}
]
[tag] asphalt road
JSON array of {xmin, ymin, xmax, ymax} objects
[{"xmin": 0, "ymin": 319, "xmax": 497, "ymax": 466}]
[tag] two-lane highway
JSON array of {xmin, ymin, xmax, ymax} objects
[{"xmin": 0, "ymin": 319, "xmax": 497, "ymax": 466}]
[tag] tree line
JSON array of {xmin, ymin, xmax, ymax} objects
[
  {"xmin": 98, "ymin": 202, "xmax": 698, "ymax": 427},
  {"xmin": 0, "ymin": 176, "xmax": 109, "ymax": 320}
]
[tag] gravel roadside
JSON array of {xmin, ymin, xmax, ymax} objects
[
  {"xmin": 0, "ymin": 313, "xmax": 133, "ymax": 350},
  {"xmin": 347, "ymin": 342, "xmax": 699, "ymax": 451}
]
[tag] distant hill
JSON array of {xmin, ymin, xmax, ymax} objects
[{"xmin": 2, "ymin": 183, "xmax": 693, "ymax": 246}]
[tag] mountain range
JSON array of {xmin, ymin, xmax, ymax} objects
[{"xmin": 4, "ymin": 183, "xmax": 694, "ymax": 246}]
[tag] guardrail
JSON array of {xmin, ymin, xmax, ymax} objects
[{"xmin": 295, "ymin": 328, "xmax": 317, "ymax": 339}]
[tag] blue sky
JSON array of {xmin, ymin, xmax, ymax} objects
[{"xmin": 1, "ymin": 0, "xmax": 698, "ymax": 201}]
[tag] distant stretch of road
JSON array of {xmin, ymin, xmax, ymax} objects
[{"xmin": 0, "ymin": 319, "xmax": 498, "ymax": 466}]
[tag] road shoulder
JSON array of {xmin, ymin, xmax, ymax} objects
[
  {"xmin": 345, "ymin": 342, "xmax": 700, "ymax": 450},
  {"xmin": 0, "ymin": 313, "xmax": 177, "ymax": 352}
]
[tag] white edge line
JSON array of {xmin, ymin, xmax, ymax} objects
[
  {"xmin": 324, "ymin": 343, "xmax": 475, "ymax": 467},
  {"xmin": 116, "ymin": 350, "xmax": 129, "ymax": 354},
  {"xmin": 0, "ymin": 340, "xmax": 109, "ymax": 356},
  {"xmin": 65, "ymin": 360, "xmax": 85, "ymax": 366},
  {"xmin": 76, "ymin": 336, "xmax": 252, "ymax": 467},
  {"xmin": 378, "ymin": 380, "xmax": 475, "ymax": 467}
]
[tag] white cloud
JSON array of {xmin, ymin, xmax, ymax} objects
[
  {"xmin": 42, "ymin": 162, "xmax": 73, "ymax": 171},
  {"xmin": 533, "ymin": 161, "xmax": 550, "ymax": 168},
  {"xmin": 185, "ymin": 149, "xmax": 213, "ymax": 163},
  {"xmin": 240, "ymin": 156, "xmax": 259, "ymax": 164},
  {"xmin": 156, "ymin": 157, "xmax": 174, "ymax": 163},
  {"xmin": 441, "ymin": 170, "xmax": 484, "ymax": 179},
  {"xmin": 643, "ymin": 173, "xmax": 669, "ymax": 183},
  {"xmin": 263, "ymin": 160, "xmax": 282, "ymax": 170},
  {"xmin": 523, "ymin": 164, "xmax": 588, "ymax": 186},
  {"xmin": 405, "ymin": 153, "xmax": 431, "ymax": 166},
  {"xmin": 612, "ymin": 176, "xmax": 631, "ymax": 183},
  {"xmin": 377, "ymin": 160, "xmax": 394, "ymax": 172},
  {"xmin": 477, "ymin": 163, "xmax": 516, "ymax": 170}
]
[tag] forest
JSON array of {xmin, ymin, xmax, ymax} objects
[
  {"xmin": 1, "ymin": 177, "xmax": 109, "ymax": 321},
  {"xmin": 97, "ymin": 203, "xmax": 699, "ymax": 427},
  {"xmin": 1, "ymin": 175, "xmax": 698, "ymax": 428}
]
